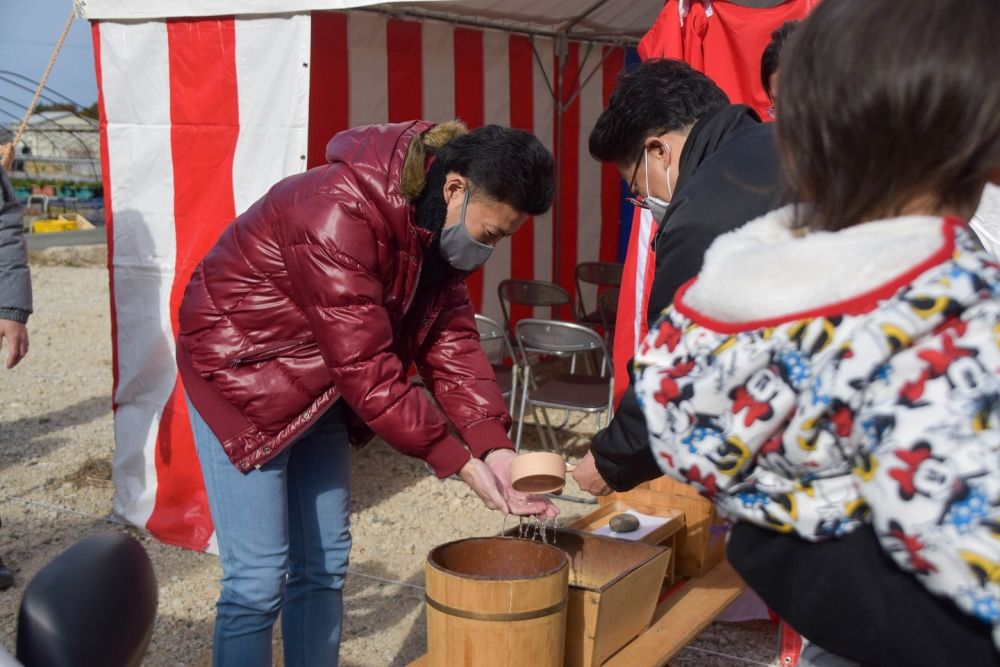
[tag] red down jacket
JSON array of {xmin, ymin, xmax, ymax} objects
[{"xmin": 176, "ymin": 120, "xmax": 512, "ymax": 476}]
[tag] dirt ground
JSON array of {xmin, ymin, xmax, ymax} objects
[{"xmin": 0, "ymin": 248, "xmax": 779, "ymax": 666}]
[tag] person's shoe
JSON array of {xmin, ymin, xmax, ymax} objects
[{"xmin": 0, "ymin": 557, "xmax": 14, "ymax": 590}]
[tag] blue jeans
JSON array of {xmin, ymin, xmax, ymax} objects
[{"xmin": 189, "ymin": 399, "xmax": 352, "ymax": 667}]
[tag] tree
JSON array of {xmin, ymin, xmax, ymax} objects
[
  {"xmin": 32, "ymin": 102, "xmax": 99, "ymax": 120},
  {"xmin": 34, "ymin": 102, "xmax": 77, "ymax": 114}
]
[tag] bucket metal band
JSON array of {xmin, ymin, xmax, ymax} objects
[{"xmin": 425, "ymin": 595, "xmax": 567, "ymax": 622}]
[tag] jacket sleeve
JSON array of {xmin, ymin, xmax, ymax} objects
[
  {"xmin": 414, "ymin": 280, "xmax": 513, "ymax": 460},
  {"xmin": 0, "ymin": 167, "xmax": 31, "ymax": 323},
  {"xmin": 728, "ymin": 522, "xmax": 998, "ymax": 666},
  {"xmin": 282, "ymin": 194, "xmax": 470, "ymax": 479},
  {"xmin": 646, "ymin": 200, "xmax": 719, "ymax": 326},
  {"xmin": 855, "ymin": 313, "xmax": 1000, "ymax": 637},
  {"xmin": 591, "ymin": 377, "xmax": 663, "ymax": 491},
  {"xmin": 591, "ymin": 205, "xmax": 713, "ymax": 492},
  {"xmin": 591, "ymin": 201, "xmax": 724, "ymax": 489}
]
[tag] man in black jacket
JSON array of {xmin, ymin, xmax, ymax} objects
[{"xmin": 572, "ymin": 59, "xmax": 781, "ymax": 494}]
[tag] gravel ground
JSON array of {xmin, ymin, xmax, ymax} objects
[{"xmin": 0, "ymin": 248, "xmax": 779, "ymax": 666}]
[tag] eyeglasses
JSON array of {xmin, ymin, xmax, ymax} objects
[{"xmin": 624, "ymin": 145, "xmax": 649, "ymax": 210}]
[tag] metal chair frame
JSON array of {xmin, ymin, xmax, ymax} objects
[
  {"xmin": 574, "ymin": 261, "xmax": 624, "ymax": 323},
  {"xmin": 474, "ymin": 314, "xmax": 521, "ymax": 428},
  {"xmin": 597, "ymin": 286, "xmax": 621, "ymax": 347},
  {"xmin": 497, "ymin": 279, "xmax": 573, "ymax": 332},
  {"xmin": 497, "ymin": 278, "xmax": 591, "ymax": 396},
  {"xmin": 513, "ymin": 318, "xmax": 614, "ymax": 452},
  {"xmin": 575, "ymin": 263, "xmax": 623, "ymax": 375}
]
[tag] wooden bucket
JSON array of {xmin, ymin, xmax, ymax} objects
[{"xmin": 425, "ymin": 537, "xmax": 569, "ymax": 667}]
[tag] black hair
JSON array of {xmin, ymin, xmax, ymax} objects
[
  {"xmin": 760, "ymin": 21, "xmax": 798, "ymax": 102},
  {"xmin": 589, "ymin": 59, "xmax": 729, "ymax": 165},
  {"xmin": 778, "ymin": 0, "xmax": 1000, "ymax": 232},
  {"xmin": 435, "ymin": 124, "xmax": 554, "ymax": 216}
]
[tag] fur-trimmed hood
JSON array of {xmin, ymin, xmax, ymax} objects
[
  {"xmin": 632, "ymin": 211, "xmax": 1000, "ymax": 648},
  {"xmin": 680, "ymin": 206, "xmax": 951, "ymax": 326}
]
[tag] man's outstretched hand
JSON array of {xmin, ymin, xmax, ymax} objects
[
  {"xmin": 485, "ymin": 449, "xmax": 560, "ymax": 519},
  {"xmin": 571, "ymin": 450, "xmax": 612, "ymax": 496}
]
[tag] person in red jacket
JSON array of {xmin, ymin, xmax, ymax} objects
[{"xmin": 176, "ymin": 120, "xmax": 557, "ymax": 667}]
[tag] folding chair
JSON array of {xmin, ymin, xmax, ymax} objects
[
  {"xmin": 574, "ymin": 261, "xmax": 624, "ymax": 327},
  {"xmin": 514, "ymin": 319, "xmax": 614, "ymax": 452},
  {"xmin": 597, "ymin": 287, "xmax": 620, "ymax": 347},
  {"xmin": 474, "ymin": 314, "xmax": 520, "ymax": 420},
  {"xmin": 500, "ymin": 278, "xmax": 605, "ymax": 376},
  {"xmin": 497, "ymin": 279, "xmax": 573, "ymax": 333}
]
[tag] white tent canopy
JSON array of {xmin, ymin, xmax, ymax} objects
[{"xmin": 77, "ymin": 0, "xmax": 663, "ymax": 42}]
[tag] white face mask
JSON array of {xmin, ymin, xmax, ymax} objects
[{"xmin": 643, "ymin": 144, "xmax": 673, "ymax": 223}]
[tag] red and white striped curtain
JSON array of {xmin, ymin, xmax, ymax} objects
[{"xmin": 92, "ymin": 11, "xmax": 626, "ymax": 551}]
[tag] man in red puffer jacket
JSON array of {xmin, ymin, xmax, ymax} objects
[{"xmin": 176, "ymin": 120, "xmax": 557, "ymax": 667}]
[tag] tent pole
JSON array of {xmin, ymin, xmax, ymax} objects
[
  {"xmin": 553, "ymin": 32, "xmax": 568, "ymax": 301},
  {"xmin": 557, "ymin": 0, "xmax": 615, "ymax": 34},
  {"xmin": 362, "ymin": 6, "xmax": 638, "ymax": 46},
  {"xmin": 551, "ymin": 0, "xmax": 611, "ymax": 303},
  {"xmin": 529, "ymin": 37, "xmax": 556, "ymax": 100},
  {"xmin": 559, "ymin": 42, "xmax": 617, "ymax": 111},
  {"xmin": 566, "ymin": 29, "xmax": 642, "ymax": 41}
]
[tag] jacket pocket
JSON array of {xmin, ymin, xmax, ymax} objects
[{"xmin": 227, "ymin": 338, "xmax": 312, "ymax": 368}]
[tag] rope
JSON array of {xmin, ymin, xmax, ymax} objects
[
  {"xmin": 0, "ymin": 493, "xmax": 119, "ymax": 522},
  {"xmin": 680, "ymin": 644, "xmax": 775, "ymax": 666},
  {"xmin": 1, "ymin": 7, "xmax": 76, "ymax": 171}
]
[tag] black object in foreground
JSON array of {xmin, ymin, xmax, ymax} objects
[{"xmin": 16, "ymin": 531, "xmax": 158, "ymax": 667}]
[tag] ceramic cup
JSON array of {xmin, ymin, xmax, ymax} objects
[{"xmin": 510, "ymin": 452, "xmax": 575, "ymax": 494}]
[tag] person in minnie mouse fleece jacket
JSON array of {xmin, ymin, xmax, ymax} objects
[{"xmin": 634, "ymin": 1, "xmax": 1000, "ymax": 664}]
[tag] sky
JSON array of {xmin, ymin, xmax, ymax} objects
[{"xmin": 0, "ymin": 0, "xmax": 98, "ymax": 120}]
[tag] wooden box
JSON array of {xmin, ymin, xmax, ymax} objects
[
  {"xmin": 504, "ymin": 527, "xmax": 671, "ymax": 667},
  {"xmin": 569, "ymin": 500, "xmax": 684, "ymax": 585},
  {"xmin": 601, "ymin": 561, "xmax": 747, "ymax": 667},
  {"xmin": 605, "ymin": 476, "xmax": 729, "ymax": 578}
]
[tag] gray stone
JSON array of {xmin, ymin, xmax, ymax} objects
[{"xmin": 608, "ymin": 513, "xmax": 640, "ymax": 533}]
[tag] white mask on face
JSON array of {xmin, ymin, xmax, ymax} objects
[{"xmin": 643, "ymin": 143, "xmax": 673, "ymax": 223}]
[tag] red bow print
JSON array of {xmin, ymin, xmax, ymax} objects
[
  {"xmin": 732, "ymin": 386, "xmax": 774, "ymax": 427},
  {"xmin": 887, "ymin": 522, "xmax": 937, "ymax": 575},
  {"xmin": 888, "ymin": 444, "xmax": 933, "ymax": 500},
  {"xmin": 653, "ymin": 321, "xmax": 684, "ymax": 352},
  {"xmin": 684, "ymin": 465, "xmax": 719, "ymax": 498},
  {"xmin": 918, "ymin": 331, "xmax": 974, "ymax": 376}
]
